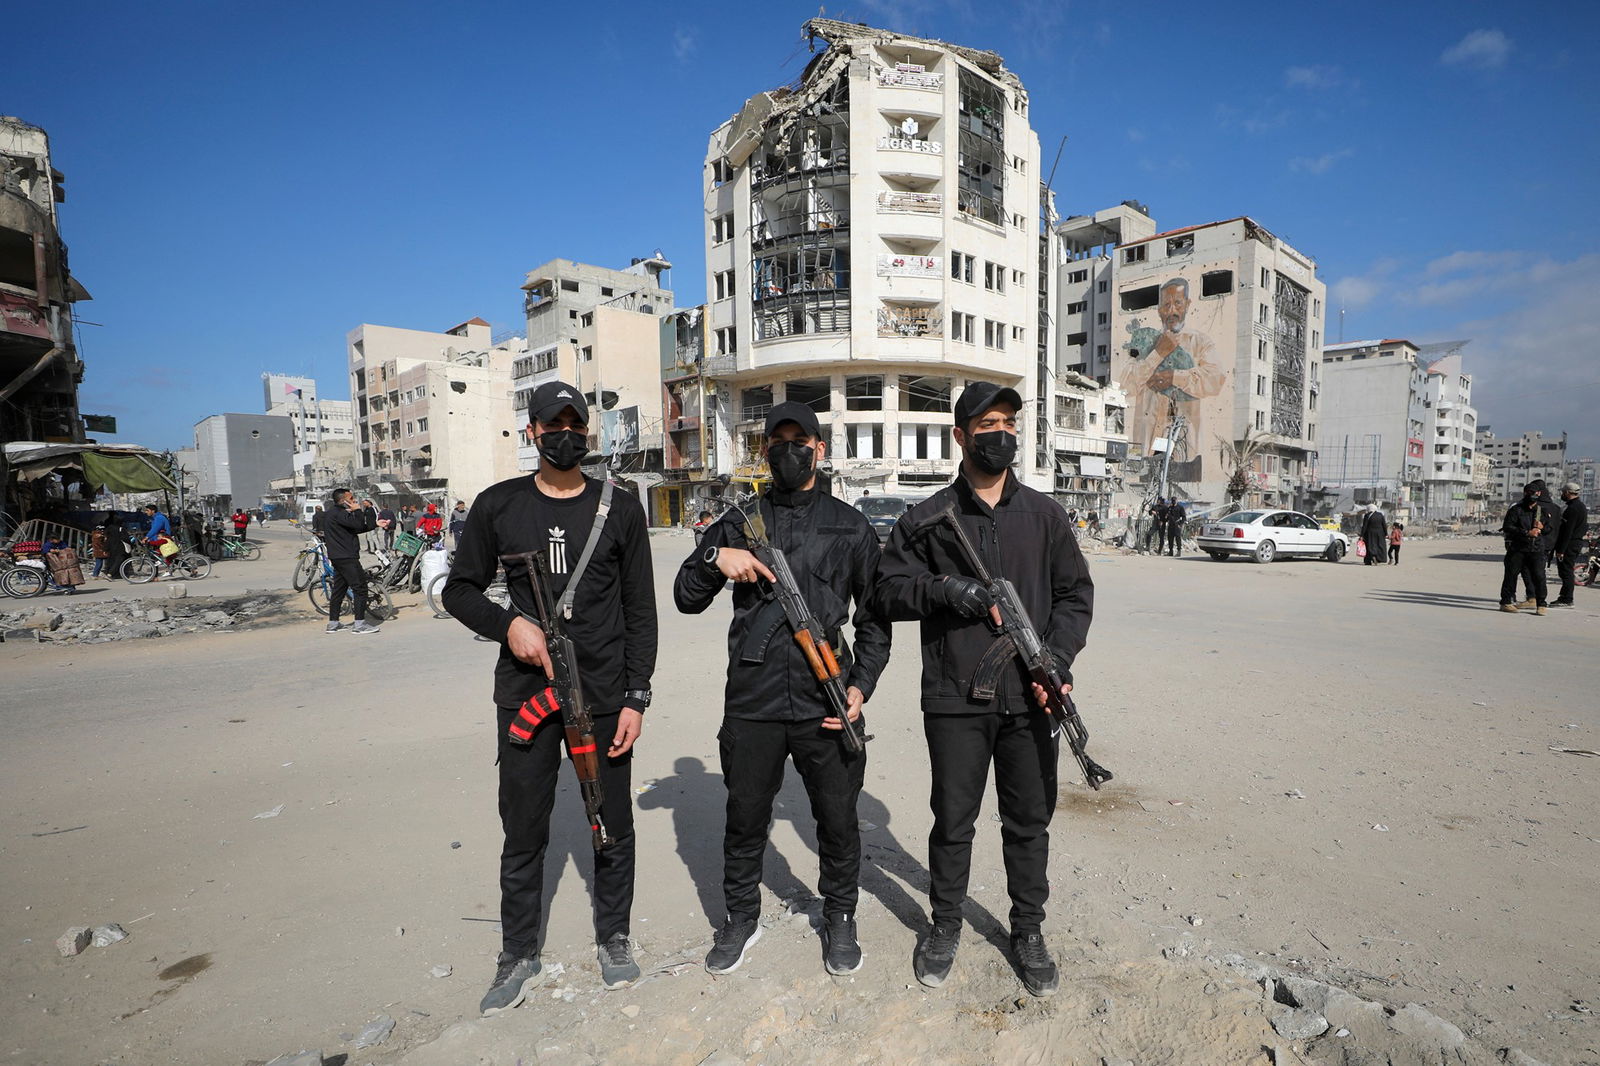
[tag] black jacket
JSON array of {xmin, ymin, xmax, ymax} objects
[
  {"xmin": 674, "ymin": 487, "xmax": 890, "ymax": 721},
  {"xmin": 873, "ymin": 470, "xmax": 1094, "ymax": 715},
  {"xmin": 1556, "ymin": 496, "xmax": 1588, "ymax": 554},
  {"xmin": 1502, "ymin": 496, "xmax": 1558, "ymax": 552},
  {"xmin": 323, "ymin": 504, "xmax": 375, "ymax": 560}
]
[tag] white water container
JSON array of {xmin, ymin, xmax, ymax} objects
[{"xmin": 419, "ymin": 545, "xmax": 451, "ymax": 591}]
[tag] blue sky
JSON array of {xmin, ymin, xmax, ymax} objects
[{"xmin": 10, "ymin": 0, "xmax": 1599, "ymax": 455}]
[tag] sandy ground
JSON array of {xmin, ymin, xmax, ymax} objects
[{"xmin": 1, "ymin": 525, "xmax": 1596, "ymax": 1065}]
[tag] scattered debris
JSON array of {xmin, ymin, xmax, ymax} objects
[
  {"xmin": 1371, "ymin": 824, "xmax": 1389, "ymax": 832},
  {"xmin": 1285, "ymin": 789, "xmax": 1306, "ymax": 799},
  {"xmin": 253, "ymin": 805, "xmax": 285, "ymax": 819},
  {"xmin": 450, "ymin": 841, "xmax": 461, "ymax": 849},
  {"xmin": 620, "ymin": 1003, "xmax": 641, "ymax": 1018},
  {"xmin": 429, "ymin": 964, "xmax": 452, "ymax": 979},
  {"xmin": 1271, "ymin": 1007, "xmax": 1329, "ymax": 1040},
  {"xmin": 55, "ymin": 926, "xmax": 91, "ymax": 957},
  {"xmin": 1548, "ymin": 746, "xmax": 1597, "ymax": 757},
  {"xmin": 91, "ymin": 923, "xmax": 129, "ymax": 948},
  {"xmin": 29, "ymin": 825, "xmax": 88, "ymax": 837},
  {"xmin": 264, "ymin": 1052, "xmax": 322, "ymax": 1066},
  {"xmin": 353, "ymin": 1013, "xmax": 396, "ymax": 1049},
  {"xmin": 1186, "ymin": 915, "xmax": 1203, "ymax": 926}
]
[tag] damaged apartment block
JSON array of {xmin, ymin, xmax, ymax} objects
[{"xmin": 0, "ymin": 116, "xmax": 90, "ymax": 446}]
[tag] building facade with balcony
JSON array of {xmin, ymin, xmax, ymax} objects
[
  {"xmin": 1316, "ymin": 339, "xmax": 1430, "ymax": 515},
  {"xmin": 1477, "ymin": 427, "xmax": 1568, "ymax": 504},
  {"xmin": 1, "ymin": 116, "xmax": 89, "ymax": 452},
  {"xmin": 702, "ymin": 19, "xmax": 1051, "ymax": 497},
  {"xmin": 1420, "ymin": 353, "xmax": 1477, "ymax": 519}
]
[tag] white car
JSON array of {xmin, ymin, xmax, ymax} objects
[{"xmin": 1196, "ymin": 509, "xmax": 1350, "ymax": 564}]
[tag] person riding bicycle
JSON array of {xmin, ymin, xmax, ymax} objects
[{"xmin": 143, "ymin": 504, "xmax": 180, "ymax": 578}]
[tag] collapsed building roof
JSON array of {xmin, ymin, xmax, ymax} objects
[{"xmin": 715, "ymin": 18, "xmax": 1023, "ymax": 167}]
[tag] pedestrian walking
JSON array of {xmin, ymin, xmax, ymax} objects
[
  {"xmin": 1552, "ymin": 482, "xmax": 1588, "ymax": 607},
  {"xmin": 673, "ymin": 401, "xmax": 891, "ymax": 978},
  {"xmin": 377, "ymin": 504, "xmax": 396, "ymax": 550},
  {"xmin": 441, "ymin": 380, "xmax": 658, "ymax": 1013},
  {"xmin": 1164, "ymin": 498, "xmax": 1186, "ymax": 557},
  {"xmin": 873, "ymin": 381, "xmax": 1095, "ymax": 998},
  {"xmin": 1145, "ymin": 498, "xmax": 1168, "ymax": 554},
  {"xmin": 1388, "ymin": 522, "xmax": 1404, "ymax": 565},
  {"xmin": 102, "ymin": 511, "xmax": 128, "ymax": 579},
  {"xmin": 321, "ymin": 488, "xmax": 380, "ymax": 634},
  {"xmin": 1360, "ymin": 505, "xmax": 1388, "ymax": 565},
  {"xmin": 449, "ymin": 500, "xmax": 469, "ymax": 546},
  {"xmin": 89, "ymin": 524, "xmax": 110, "ymax": 579},
  {"xmin": 311, "ymin": 505, "xmax": 327, "ymax": 540},
  {"xmin": 1500, "ymin": 480, "xmax": 1557, "ymax": 615},
  {"xmin": 231, "ymin": 508, "xmax": 250, "ymax": 541}
]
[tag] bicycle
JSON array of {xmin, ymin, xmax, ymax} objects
[
  {"xmin": 290, "ymin": 539, "xmax": 321, "ymax": 591},
  {"xmin": 307, "ymin": 544, "xmax": 391, "ymax": 621},
  {"xmin": 218, "ymin": 533, "xmax": 261, "ymax": 561},
  {"xmin": 121, "ymin": 541, "xmax": 212, "ymax": 583},
  {"xmin": 426, "ymin": 564, "xmax": 507, "ymax": 619},
  {"xmin": 0, "ymin": 553, "xmax": 74, "ymax": 598}
]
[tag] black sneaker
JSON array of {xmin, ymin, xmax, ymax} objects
[
  {"xmin": 913, "ymin": 922, "xmax": 961, "ymax": 988},
  {"xmin": 597, "ymin": 932, "xmax": 641, "ymax": 989},
  {"xmin": 704, "ymin": 916, "xmax": 762, "ymax": 974},
  {"xmin": 820, "ymin": 913, "xmax": 862, "ymax": 976},
  {"xmin": 1551, "ymin": 599, "xmax": 1574, "ymax": 607},
  {"xmin": 479, "ymin": 952, "xmax": 543, "ymax": 1015},
  {"xmin": 1011, "ymin": 931, "xmax": 1059, "ymax": 997}
]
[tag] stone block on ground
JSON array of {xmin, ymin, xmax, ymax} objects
[
  {"xmin": 165, "ymin": 582, "xmax": 188, "ymax": 599},
  {"xmin": 264, "ymin": 1052, "xmax": 323, "ymax": 1066},
  {"xmin": 1271, "ymin": 1006, "xmax": 1330, "ymax": 1040},
  {"xmin": 1387, "ymin": 1003, "xmax": 1465, "ymax": 1050},
  {"xmin": 1277, "ymin": 975, "xmax": 1386, "ymax": 1029},
  {"xmin": 200, "ymin": 610, "xmax": 234, "ymax": 625},
  {"xmin": 3, "ymin": 628, "xmax": 42, "ymax": 643},
  {"xmin": 354, "ymin": 1013, "xmax": 395, "ymax": 1049},
  {"xmin": 144, "ymin": 606, "xmax": 166, "ymax": 622},
  {"xmin": 55, "ymin": 926, "xmax": 92, "ymax": 956}
]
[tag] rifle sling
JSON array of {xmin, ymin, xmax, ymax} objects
[{"xmin": 559, "ymin": 480, "xmax": 614, "ymax": 622}]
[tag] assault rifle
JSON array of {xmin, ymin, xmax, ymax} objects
[
  {"xmin": 731, "ymin": 506, "xmax": 872, "ymax": 754},
  {"xmin": 501, "ymin": 550, "xmax": 612, "ymax": 851},
  {"xmin": 931, "ymin": 506, "xmax": 1113, "ymax": 791}
]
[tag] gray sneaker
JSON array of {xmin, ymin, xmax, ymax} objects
[
  {"xmin": 704, "ymin": 917, "xmax": 762, "ymax": 974},
  {"xmin": 351, "ymin": 620, "xmax": 381, "ymax": 635},
  {"xmin": 821, "ymin": 912, "xmax": 863, "ymax": 975},
  {"xmin": 325, "ymin": 621, "xmax": 343, "ymax": 633},
  {"xmin": 480, "ymin": 952, "xmax": 543, "ymax": 1015},
  {"xmin": 1011, "ymin": 931, "xmax": 1059, "ymax": 997},
  {"xmin": 597, "ymin": 932, "xmax": 641, "ymax": 989}
]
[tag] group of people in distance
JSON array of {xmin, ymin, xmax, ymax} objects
[
  {"xmin": 1499, "ymin": 479, "xmax": 1588, "ymax": 614},
  {"xmin": 440, "ymin": 378, "xmax": 1093, "ymax": 1015}
]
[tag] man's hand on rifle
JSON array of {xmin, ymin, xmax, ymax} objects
[
  {"xmin": 821, "ymin": 686, "xmax": 865, "ymax": 733},
  {"xmin": 507, "ymin": 615, "xmax": 554, "ymax": 676},
  {"xmin": 715, "ymin": 547, "xmax": 776, "ymax": 585},
  {"xmin": 932, "ymin": 575, "xmax": 995, "ymax": 620},
  {"xmin": 609, "ymin": 708, "xmax": 643, "ymax": 757},
  {"xmin": 1031, "ymin": 679, "xmax": 1071, "ymax": 708}
]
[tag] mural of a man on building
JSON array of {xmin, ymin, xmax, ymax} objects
[{"xmin": 1119, "ymin": 277, "xmax": 1227, "ymax": 484}]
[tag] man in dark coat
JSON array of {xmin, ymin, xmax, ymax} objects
[
  {"xmin": 1552, "ymin": 482, "xmax": 1588, "ymax": 607},
  {"xmin": 1501, "ymin": 480, "xmax": 1558, "ymax": 614},
  {"xmin": 1360, "ymin": 506, "xmax": 1388, "ymax": 565}
]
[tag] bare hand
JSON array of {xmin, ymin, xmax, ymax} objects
[
  {"xmin": 1147, "ymin": 368, "xmax": 1175, "ymax": 392},
  {"xmin": 507, "ymin": 615, "xmax": 554, "ymax": 675},
  {"xmin": 1031, "ymin": 679, "xmax": 1071, "ymax": 708},
  {"xmin": 822, "ymin": 686, "xmax": 865, "ymax": 731},
  {"xmin": 609, "ymin": 708, "xmax": 644, "ymax": 756},
  {"xmin": 716, "ymin": 547, "xmax": 776, "ymax": 584},
  {"xmin": 1153, "ymin": 331, "xmax": 1178, "ymax": 358}
]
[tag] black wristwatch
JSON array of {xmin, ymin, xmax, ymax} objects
[{"xmin": 624, "ymin": 689, "xmax": 652, "ymax": 709}]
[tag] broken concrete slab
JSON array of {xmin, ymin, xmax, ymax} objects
[
  {"xmin": 90, "ymin": 923, "xmax": 129, "ymax": 948},
  {"xmin": 55, "ymin": 926, "xmax": 92, "ymax": 957},
  {"xmin": 264, "ymin": 1051, "xmax": 323, "ymax": 1066},
  {"xmin": 1270, "ymin": 1006, "xmax": 1329, "ymax": 1040},
  {"xmin": 1387, "ymin": 1003, "xmax": 1465, "ymax": 1050}
]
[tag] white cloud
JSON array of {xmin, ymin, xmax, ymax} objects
[
  {"xmin": 1126, "ymin": 127, "xmax": 1146, "ymax": 143},
  {"xmin": 1441, "ymin": 29, "xmax": 1512, "ymax": 70},
  {"xmin": 1284, "ymin": 65, "xmax": 1344, "ymax": 90},
  {"xmin": 672, "ymin": 27, "xmax": 698, "ymax": 63},
  {"xmin": 1288, "ymin": 148, "xmax": 1355, "ymax": 175}
]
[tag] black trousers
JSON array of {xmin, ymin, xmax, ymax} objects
[
  {"xmin": 1146, "ymin": 523, "xmax": 1165, "ymax": 553},
  {"xmin": 1166, "ymin": 523, "xmax": 1183, "ymax": 555},
  {"xmin": 496, "ymin": 707, "xmax": 634, "ymax": 958},
  {"xmin": 718, "ymin": 716, "xmax": 866, "ymax": 922},
  {"xmin": 1502, "ymin": 550, "xmax": 1547, "ymax": 606},
  {"xmin": 328, "ymin": 558, "xmax": 369, "ymax": 621},
  {"xmin": 1389, "ymin": 544, "xmax": 1401, "ymax": 564},
  {"xmin": 1555, "ymin": 553, "xmax": 1577, "ymax": 601},
  {"xmin": 925, "ymin": 711, "xmax": 1059, "ymax": 933}
]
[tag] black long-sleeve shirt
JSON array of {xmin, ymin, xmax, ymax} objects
[
  {"xmin": 1556, "ymin": 497, "xmax": 1588, "ymax": 555},
  {"xmin": 874, "ymin": 470, "xmax": 1093, "ymax": 715},
  {"xmin": 441, "ymin": 475, "xmax": 657, "ymax": 714},
  {"xmin": 673, "ymin": 487, "xmax": 891, "ymax": 721},
  {"xmin": 323, "ymin": 504, "xmax": 375, "ymax": 560}
]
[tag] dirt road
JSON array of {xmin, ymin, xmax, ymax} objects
[{"xmin": 2, "ymin": 532, "xmax": 1594, "ymax": 1064}]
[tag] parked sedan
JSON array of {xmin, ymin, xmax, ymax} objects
[
  {"xmin": 1196, "ymin": 509, "xmax": 1350, "ymax": 563},
  {"xmin": 855, "ymin": 495, "xmax": 915, "ymax": 544}
]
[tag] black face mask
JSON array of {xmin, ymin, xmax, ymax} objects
[
  {"xmin": 538, "ymin": 429, "xmax": 589, "ymax": 471},
  {"xmin": 767, "ymin": 440, "xmax": 816, "ymax": 491},
  {"xmin": 967, "ymin": 430, "xmax": 1018, "ymax": 476}
]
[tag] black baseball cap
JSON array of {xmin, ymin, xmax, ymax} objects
[
  {"xmin": 764, "ymin": 400, "xmax": 822, "ymax": 439},
  {"xmin": 953, "ymin": 381, "xmax": 1023, "ymax": 429},
  {"xmin": 529, "ymin": 380, "xmax": 589, "ymax": 425}
]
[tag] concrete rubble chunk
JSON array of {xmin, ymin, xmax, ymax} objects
[
  {"xmin": 1498, "ymin": 1050, "xmax": 1552, "ymax": 1066},
  {"xmin": 1276, "ymin": 974, "xmax": 1386, "ymax": 1029},
  {"xmin": 353, "ymin": 1013, "xmax": 395, "ymax": 1049},
  {"xmin": 91, "ymin": 923, "xmax": 129, "ymax": 948},
  {"xmin": 429, "ymin": 964, "xmax": 452, "ymax": 978},
  {"xmin": 1271, "ymin": 1006, "xmax": 1330, "ymax": 1040},
  {"xmin": 3, "ymin": 628, "xmax": 42, "ymax": 643},
  {"xmin": 55, "ymin": 926, "xmax": 92, "ymax": 956},
  {"xmin": 26, "ymin": 610, "xmax": 64, "ymax": 631},
  {"xmin": 1388, "ymin": 1003, "xmax": 1465, "ymax": 1049},
  {"xmin": 144, "ymin": 607, "xmax": 167, "ymax": 623},
  {"xmin": 165, "ymin": 582, "xmax": 188, "ymax": 599},
  {"xmin": 264, "ymin": 1052, "xmax": 323, "ymax": 1066},
  {"xmin": 200, "ymin": 610, "xmax": 234, "ymax": 625}
]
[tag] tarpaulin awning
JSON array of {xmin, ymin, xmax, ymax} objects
[
  {"xmin": 3, "ymin": 442, "xmax": 176, "ymax": 492},
  {"xmin": 81, "ymin": 451, "xmax": 172, "ymax": 492}
]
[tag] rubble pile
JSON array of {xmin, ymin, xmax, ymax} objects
[{"xmin": 0, "ymin": 593, "xmax": 293, "ymax": 645}]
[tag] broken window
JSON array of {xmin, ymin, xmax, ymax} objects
[
  {"xmin": 1166, "ymin": 235, "xmax": 1194, "ymax": 256},
  {"xmin": 714, "ymin": 270, "xmax": 736, "ymax": 301},
  {"xmin": 948, "ymin": 311, "xmax": 975, "ymax": 343},
  {"xmin": 715, "ymin": 327, "xmax": 737, "ymax": 356},
  {"xmin": 741, "ymin": 385, "xmax": 773, "ymax": 422},
  {"xmin": 1067, "ymin": 301, "xmax": 1087, "ymax": 315},
  {"xmin": 1068, "ymin": 269, "xmax": 1088, "ymax": 284},
  {"xmin": 1122, "ymin": 245, "xmax": 1147, "ymax": 264},
  {"xmin": 1120, "ymin": 285, "xmax": 1159, "ymax": 311},
  {"xmin": 1201, "ymin": 270, "xmax": 1233, "ymax": 297},
  {"xmin": 846, "ymin": 376, "xmax": 883, "ymax": 410},
  {"xmin": 845, "ymin": 423, "xmax": 884, "ymax": 459},
  {"xmin": 561, "ymin": 279, "xmax": 580, "ymax": 293},
  {"xmin": 899, "ymin": 375, "xmax": 952, "ymax": 413},
  {"xmin": 786, "ymin": 377, "xmax": 831, "ymax": 413},
  {"xmin": 1066, "ymin": 331, "xmax": 1087, "ymax": 346}
]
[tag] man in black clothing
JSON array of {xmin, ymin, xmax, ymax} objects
[
  {"xmin": 673, "ymin": 401, "xmax": 891, "ymax": 978},
  {"xmin": 874, "ymin": 381, "xmax": 1094, "ymax": 999},
  {"xmin": 1500, "ymin": 479, "xmax": 1558, "ymax": 614},
  {"xmin": 322, "ymin": 488, "xmax": 379, "ymax": 634},
  {"xmin": 1552, "ymin": 481, "xmax": 1588, "ymax": 607},
  {"xmin": 441, "ymin": 380, "xmax": 657, "ymax": 1014},
  {"xmin": 1145, "ymin": 498, "xmax": 1168, "ymax": 554},
  {"xmin": 1165, "ymin": 497, "xmax": 1186, "ymax": 557}
]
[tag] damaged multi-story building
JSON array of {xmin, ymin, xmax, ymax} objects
[
  {"xmin": 1, "ymin": 116, "xmax": 89, "ymax": 447},
  {"xmin": 702, "ymin": 20, "xmax": 1061, "ymax": 497}
]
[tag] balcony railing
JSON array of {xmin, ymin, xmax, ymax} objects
[
  {"xmin": 877, "ymin": 191, "xmax": 943, "ymax": 214},
  {"xmin": 703, "ymin": 354, "xmax": 736, "ymax": 376},
  {"xmin": 877, "ymin": 306, "xmax": 942, "ymax": 339},
  {"xmin": 877, "ymin": 67, "xmax": 944, "ymax": 90}
]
